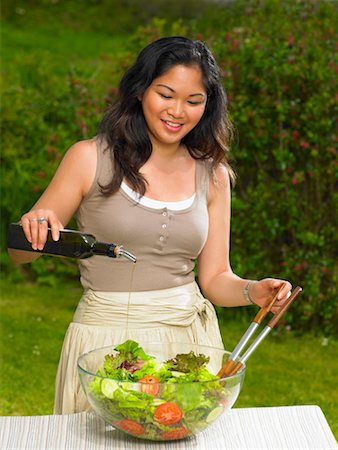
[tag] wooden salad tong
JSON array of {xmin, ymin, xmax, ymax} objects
[{"xmin": 218, "ymin": 285, "xmax": 303, "ymax": 378}]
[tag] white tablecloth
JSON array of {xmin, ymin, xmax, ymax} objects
[{"xmin": 0, "ymin": 405, "xmax": 337, "ymax": 450}]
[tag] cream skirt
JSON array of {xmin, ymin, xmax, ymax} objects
[{"xmin": 54, "ymin": 281, "xmax": 224, "ymax": 414}]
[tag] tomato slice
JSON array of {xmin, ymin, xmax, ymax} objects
[
  {"xmin": 161, "ymin": 426, "xmax": 189, "ymax": 440},
  {"xmin": 116, "ymin": 418, "xmax": 145, "ymax": 435},
  {"xmin": 154, "ymin": 402, "xmax": 183, "ymax": 425},
  {"xmin": 219, "ymin": 398, "xmax": 229, "ymax": 408},
  {"xmin": 139, "ymin": 375, "xmax": 160, "ymax": 396}
]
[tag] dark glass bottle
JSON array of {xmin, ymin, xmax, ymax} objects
[{"xmin": 7, "ymin": 223, "xmax": 136, "ymax": 263}]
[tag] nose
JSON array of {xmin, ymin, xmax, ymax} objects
[{"xmin": 167, "ymin": 101, "xmax": 184, "ymax": 118}]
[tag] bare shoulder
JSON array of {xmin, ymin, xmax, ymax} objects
[
  {"xmin": 57, "ymin": 138, "xmax": 98, "ymax": 196},
  {"xmin": 214, "ymin": 163, "xmax": 231, "ymax": 185},
  {"xmin": 208, "ymin": 163, "xmax": 231, "ymax": 204},
  {"xmin": 65, "ymin": 138, "xmax": 97, "ymax": 163}
]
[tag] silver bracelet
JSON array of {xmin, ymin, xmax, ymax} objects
[{"xmin": 243, "ymin": 281, "xmax": 255, "ymax": 305}]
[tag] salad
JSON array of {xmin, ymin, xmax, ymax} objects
[{"xmin": 85, "ymin": 340, "xmax": 240, "ymax": 441}]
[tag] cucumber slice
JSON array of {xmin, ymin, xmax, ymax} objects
[
  {"xmin": 206, "ymin": 406, "xmax": 224, "ymax": 423},
  {"xmin": 101, "ymin": 379, "xmax": 119, "ymax": 399},
  {"xmin": 152, "ymin": 398, "xmax": 166, "ymax": 406}
]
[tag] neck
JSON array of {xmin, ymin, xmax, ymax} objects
[
  {"xmin": 148, "ymin": 143, "xmax": 188, "ymax": 169},
  {"xmin": 147, "ymin": 128, "xmax": 185, "ymax": 155}
]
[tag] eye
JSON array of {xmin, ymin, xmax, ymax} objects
[
  {"xmin": 188, "ymin": 100, "xmax": 205, "ymax": 106},
  {"xmin": 159, "ymin": 93, "xmax": 172, "ymax": 99}
]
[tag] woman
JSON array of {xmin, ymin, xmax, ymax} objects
[{"xmin": 8, "ymin": 36, "xmax": 292, "ymax": 413}]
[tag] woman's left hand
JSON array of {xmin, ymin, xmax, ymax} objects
[{"xmin": 249, "ymin": 278, "xmax": 292, "ymax": 314}]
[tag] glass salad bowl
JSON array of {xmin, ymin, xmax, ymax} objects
[{"xmin": 77, "ymin": 340, "xmax": 245, "ymax": 441}]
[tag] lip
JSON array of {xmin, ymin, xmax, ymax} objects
[{"xmin": 161, "ymin": 119, "xmax": 183, "ymax": 132}]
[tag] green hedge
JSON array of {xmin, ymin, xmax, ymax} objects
[
  {"xmin": 197, "ymin": 1, "xmax": 337, "ymax": 334},
  {"xmin": 1, "ymin": 0, "xmax": 337, "ymax": 333}
]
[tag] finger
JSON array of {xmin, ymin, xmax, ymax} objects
[
  {"xmin": 271, "ymin": 289, "xmax": 292, "ymax": 314},
  {"xmin": 271, "ymin": 304, "xmax": 285, "ymax": 315},
  {"xmin": 20, "ymin": 215, "xmax": 32, "ymax": 243},
  {"xmin": 29, "ymin": 216, "xmax": 40, "ymax": 250},
  {"xmin": 277, "ymin": 281, "xmax": 292, "ymax": 300},
  {"xmin": 49, "ymin": 219, "xmax": 63, "ymax": 241},
  {"xmin": 269, "ymin": 279, "xmax": 291, "ymax": 300},
  {"xmin": 37, "ymin": 217, "xmax": 49, "ymax": 250},
  {"xmin": 30, "ymin": 210, "xmax": 49, "ymax": 250}
]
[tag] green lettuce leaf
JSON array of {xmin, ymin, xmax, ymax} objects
[
  {"xmin": 165, "ymin": 351, "xmax": 210, "ymax": 374},
  {"xmin": 103, "ymin": 340, "xmax": 154, "ymax": 375}
]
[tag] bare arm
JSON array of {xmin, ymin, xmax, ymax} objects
[
  {"xmin": 8, "ymin": 139, "xmax": 97, "ymax": 264},
  {"xmin": 197, "ymin": 165, "xmax": 291, "ymax": 312}
]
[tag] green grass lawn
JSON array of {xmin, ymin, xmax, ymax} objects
[
  {"xmin": 0, "ymin": 280, "xmax": 81, "ymax": 414},
  {"xmin": 0, "ymin": 280, "xmax": 337, "ymax": 439},
  {"xmin": 1, "ymin": 20, "xmax": 127, "ymax": 80}
]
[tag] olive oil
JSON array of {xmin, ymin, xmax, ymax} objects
[{"xmin": 126, "ymin": 263, "xmax": 136, "ymax": 332}]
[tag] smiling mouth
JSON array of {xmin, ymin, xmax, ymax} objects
[{"xmin": 162, "ymin": 120, "xmax": 183, "ymax": 130}]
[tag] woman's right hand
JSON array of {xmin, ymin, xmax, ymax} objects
[{"xmin": 20, "ymin": 209, "xmax": 64, "ymax": 251}]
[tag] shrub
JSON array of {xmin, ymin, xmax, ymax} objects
[{"xmin": 193, "ymin": 0, "xmax": 337, "ymax": 334}]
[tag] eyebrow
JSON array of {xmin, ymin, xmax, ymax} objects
[{"xmin": 156, "ymin": 83, "xmax": 206, "ymax": 98}]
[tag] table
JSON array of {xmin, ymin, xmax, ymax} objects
[{"xmin": 0, "ymin": 405, "xmax": 337, "ymax": 450}]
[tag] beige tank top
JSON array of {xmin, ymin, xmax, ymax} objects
[{"xmin": 76, "ymin": 137, "xmax": 211, "ymax": 291}]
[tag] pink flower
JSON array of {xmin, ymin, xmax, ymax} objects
[
  {"xmin": 287, "ymin": 36, "xmax": 295, "ymax": 47},
  {"xmin": 292, "ymin": 131, "xmax": 300, "ymax": 140},
  {"xmin": 293, "ymin": 262, "xmax": 308, "ymax": 271}
]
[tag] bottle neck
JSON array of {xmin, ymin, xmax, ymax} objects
[
  {"xmin": 92, "ymin": 241, "xmax": 118, "ymax": 258},
  {"xmin": 92, "ymin": 241, "xmax": 136, "ymax": 262}
]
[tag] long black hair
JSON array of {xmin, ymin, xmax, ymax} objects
[{"xmin": 98, "ymin": 36, "xmax": 234, "ymax": 196}]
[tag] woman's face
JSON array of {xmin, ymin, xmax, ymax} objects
[{"xmin": 141, "ymin": 64, "xmax": 207, "ymax": 147}]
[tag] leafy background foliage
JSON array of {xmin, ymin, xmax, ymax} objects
[{"xmin": 1, "ymin": 0, "xmax": 337, "ymax": 334}]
